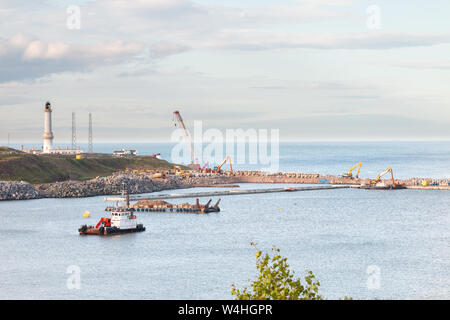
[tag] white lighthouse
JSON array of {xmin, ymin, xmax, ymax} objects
[{"xmin": 42, "ymin": 101, "xmax": 54, "ymax": 153}]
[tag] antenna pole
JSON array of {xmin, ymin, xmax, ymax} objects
[
  {"xmin": 88, "ymin": 113, "xmax": 93, "ymax": 153},
  {"xmin": 72, "ymin": 112, "xmax": 76, "ymax": 150}
]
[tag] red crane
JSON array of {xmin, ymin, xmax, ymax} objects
[
  {"xmin": 173, "ymin": 110, "xmax": 200, "ymax": 169},
  {"xmin": 95, "ymin": 217, "xmax": 111, "ymax": 228}
]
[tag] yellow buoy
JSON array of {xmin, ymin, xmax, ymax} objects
[
  {"xmin": 422, "ymin": 180, "xmax": 429, "ymax": 187},
  {"xmin": 83, "ymin": 211, "xmax": 90, "ymax": 218}
]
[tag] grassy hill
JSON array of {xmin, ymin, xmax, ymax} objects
[{"xmin": 0, "ymin": 147, "xmax": 183, "ymax": 184}]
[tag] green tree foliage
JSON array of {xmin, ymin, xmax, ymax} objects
[{"xmin": 232, "ymin": 243, "xmax": 322, "ymax": 300}]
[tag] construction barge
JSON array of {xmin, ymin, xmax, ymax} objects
[{"xmin": 105, "ymin": 198, "xmax": 221, "ymax": 214}]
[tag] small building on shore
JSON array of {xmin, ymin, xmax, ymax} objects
[{"xmin": 113, "ymin": 149, "xmax": 137, "ymax": 157}]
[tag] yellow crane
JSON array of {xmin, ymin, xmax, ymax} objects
[
  {"xmin": 371, "ymin": 167, "xmax": 396, "ymax": 185},
  {"xmin": 342, "ymin": 162, "xmax": 362, "ymax": 179}
]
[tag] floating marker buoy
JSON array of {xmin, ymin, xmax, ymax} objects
[{"xmin": 83, "ymin": 211, "xmax": 90, "ymax": 218}]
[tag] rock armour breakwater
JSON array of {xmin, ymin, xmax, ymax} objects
[
  {"xmin": 35, "ymin": 173, "xmax": 183, "ymax": 198},
  {"xmin": 0, "ymin": 173, "xmax": 236, "ymax": 200},
  {"xmin": 0, "ymin": 181, "xmax": 41, "ymax": 200}
]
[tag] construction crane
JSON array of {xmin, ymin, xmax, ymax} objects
[
  {"xmin": 342, "ymin": 162, "xmax": 362, "ymax": 179},
  {"xmin": 371, "ymin": 167, "xmax": 395, "ymax": 185},
  {"xmin": 214, "ymin": 156, "xmax": 233, "ymax": 174},
  {"xmin": 173, "ymin": 110, "xmax": 199, "ymax": 169}
]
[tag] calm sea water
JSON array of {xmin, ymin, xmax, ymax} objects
[{"xmin": 1, "ymin": 142, "xmax": 449, "ymax": 299}]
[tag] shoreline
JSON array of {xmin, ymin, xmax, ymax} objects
[{"xmin": 1, "ymin": 171, "xmax": 449, "ymax": 201}]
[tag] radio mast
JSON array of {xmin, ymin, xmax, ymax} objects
[
  {"xmin": 72, "ymin": 112, "xmax": 76, "ymax": 150},
  {"xmin": 88, "ymin": 113, "xmax": 93, "ymax": 153}
]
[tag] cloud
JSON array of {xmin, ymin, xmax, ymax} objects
[
  {"xmin": 149, "ymin": 42, "xmax": 190, "ymax": 58},
  {"xmin": 0, "ymin": 34, "xmax": 144, "ymax": 82},
  {"xmin": 254, "ymin": 114, "xmax": 450, "ymax": 140},
  {"xmin": 202, "ymin": 31, "xmax": 450, "ymax": 51},
  {"xmin": 99, "ymin": 0, "xmax": 343, "ymax": 25},
  {"xmin": 3, "ymin": 1, "xmax": 448, "ymax": 61},
  {"xmin": 295, "ymin": 0, "xmax": 354, "ymax": 5},
  {"xmin": 81, "ymin": 1, "xmax": 450, "ymax": 53},
  {"xmin": 389, "ymin": 61, "xmax": 450, "ymax": 70},
  {"xmin": 117, "ymin": 67, "xmax": 158, "ymax": 78},
  {"xmin": 249, "ymin": 81, "xmax": 375, "ymax": 91}
]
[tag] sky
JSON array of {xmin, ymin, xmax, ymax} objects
[{"xmin": 0, "ymin": 0, "xmax": 449, "ymax": 143}]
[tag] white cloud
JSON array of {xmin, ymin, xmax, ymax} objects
[
  {"xmin": 149, "ymin": 42, "xmax": 190, "ymax": 58},
  {"xmin": 199, "ymin": 30, "xmax": 450, "ymax": 51},
  {"xmin": 295, "ymin": 0, "xmax": 354, "ymax": 5},
  {"xmin": 389, "ymin": 60, "xmax": 450, "ymax": 70},
  {"xmin": 117, "ymin": 67, "xmax": 158, "ymax": 77},
  {"xmin": 1, "ymin": 1, "xmax": 449, "ymax": 142},
  {"xmin": 0, "ymin": 34, "xmax": 144, "ymax": 82}
]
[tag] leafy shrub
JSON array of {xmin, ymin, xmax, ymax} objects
[{"xmin": 232, "ymin": 243, "xmax": 322, "ymax": 300}]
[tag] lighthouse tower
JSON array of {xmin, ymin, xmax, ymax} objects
[{"xmin": 43, "ymin": 101, "xmax": 54, "ymax": 153}]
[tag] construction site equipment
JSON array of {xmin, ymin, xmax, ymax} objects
[
  {"xmin": 368, "ymin": 167, "xmax": 405, "ymax": 189},
  {"xmin": 173, "ymin": 110, "xmax": 199, "ymax": 169},
  {"xmin": 106, "ymin": 198, "xmax": 221, "ymax": 214},
  {"xmin": 200, "ymin": 162, "xmax": 209, "ymax": 172},
  {"xmin": 95, "ymin": 217, "xmax": 111, "ymax": 228},
  {"xmin": 214, "ymin": 156, "xmax": 233, "ymax": 174},
  {"xmin": 371, "ymin": 167, "xmax": 395, "ymax": 185},
  {"xmin": 152, "ymin": 172, "xmax": 164, "ymax": 179},
  {"xmin": 173, "ymin": 165, "xmax": 184, "ymax": 175},
  {"xmin": 342, "ymin": 162, "xmax": 362, "ymax": 179}
]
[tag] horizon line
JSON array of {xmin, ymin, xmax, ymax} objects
[{"xmin": 2, "ymin": 139, "xmax": 450, "ymax": 146}]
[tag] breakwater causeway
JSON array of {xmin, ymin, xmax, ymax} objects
[{"xmin": 1, "ymin": 170, "xmax": 449, "ymax": 201}]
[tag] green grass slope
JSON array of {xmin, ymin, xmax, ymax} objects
[{"xmin": 0, "ymin": 147, "xmax": 181, "ymax": 184}]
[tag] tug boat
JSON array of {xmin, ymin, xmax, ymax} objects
[{"xmin": 79, "ymin": 193, "xmax": 145, "ymax": 236}]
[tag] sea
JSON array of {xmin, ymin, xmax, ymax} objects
[{"xmin": 0, "ymin": 142, "xmax": 449, "ymax": 299}]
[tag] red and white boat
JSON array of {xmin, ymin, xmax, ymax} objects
[{"xmin": 79, "ymin": 193, "xmax": 145, "ymax": 236}]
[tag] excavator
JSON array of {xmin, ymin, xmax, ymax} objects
[
  {"xmin": 369, "ymin": 167, "xmax": 405, "ymax": 189},
  {"xmin": 371, "ymin": 167, "xmax": 395, "ymax": 185},
  {"xmin": 342, "ymin": 162, "xmax": 362, "ymax": 179},
  {"xmin": 214, "ymin": 156, "xmax": 233, "ymax": 174}
]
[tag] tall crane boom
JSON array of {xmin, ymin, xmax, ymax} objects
[{"xmin": 173, "ymin": 110, "xmax": 198, "ymax": 167}]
